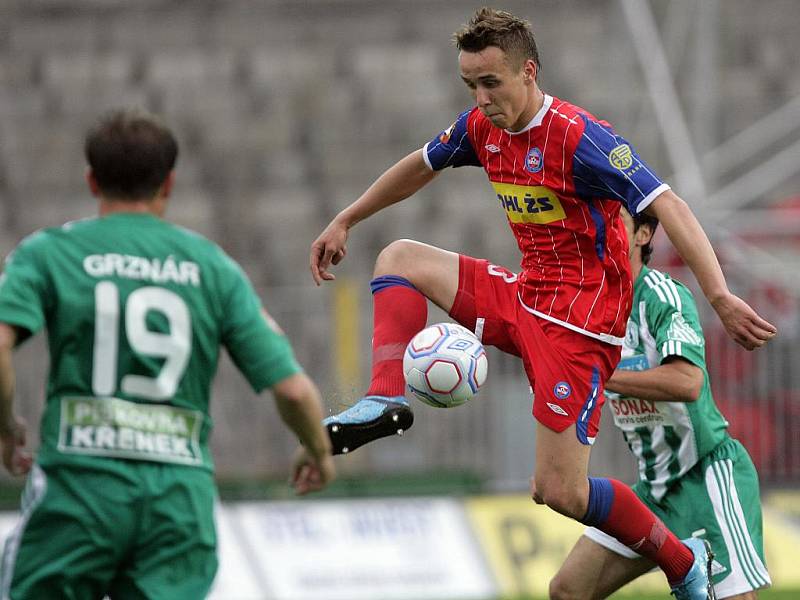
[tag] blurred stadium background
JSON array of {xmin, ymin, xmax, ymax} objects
[{"xmin": 1, "ymin": 0, "xmax": 798, "ymax": 598}]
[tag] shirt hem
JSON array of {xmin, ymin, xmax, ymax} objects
[{"xmin": 517, "ymin": 293, "xmax": 624, "ymax": 346}]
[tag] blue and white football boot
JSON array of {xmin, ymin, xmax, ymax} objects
[
  {"xmin": 323, "ymin": 395, "xmax": 413, "ymax": 455},
  {"xmin": 670, "ymin": 538, "xmax": 717, "ymax": 600}
]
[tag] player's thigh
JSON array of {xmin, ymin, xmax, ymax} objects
[
  {"xmin": 525, "ymin": 319, "xmax": 619, "ymax": 446},
  {"xmin": 526, "ymin": 323, "xmax": 619, "ymax": 516},
  {"xmin": 551, "ymin": 534, "xmax": 654, "ymax": 600},
  {"xmin": 532, "ymin": 421, "xmax": 592, "ymax": 517},
  {"xmin": 113, "ymin": 467, "xmax": 218, "ymax": 600},
  {"xmin": 446, "ymin": 255, "xmax": 522, "ymax": 355},
  {"xmin": 2, "ymin": 464, "xmax": 133, "ymax": 599},
  {"xmin": 374, "ymin": 239, "xmax": 460, "ymax": 312}
]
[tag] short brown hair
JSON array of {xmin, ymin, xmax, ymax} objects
[
  {"xmin": 454, "ymin": 7, "xmax": 541, "ymax": 75},
  {"xmin": 85, "ymin": 108, "xmax": 178, "ymax": 200}
]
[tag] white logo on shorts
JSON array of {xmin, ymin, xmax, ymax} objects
[
  {"xmin": 546, "ymin": 402, "xmax": 568, "ymax": 416},
  {"xmin": 711, "ymin": 560, "xmax": 727, "ymax": 576}
]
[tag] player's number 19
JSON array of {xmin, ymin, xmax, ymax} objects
[{"xmin": 92, "ymin": 281, "xmax": 192, "ymax": 401}]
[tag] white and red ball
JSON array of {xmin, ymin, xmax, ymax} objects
[{"xmin": 403, "ymin": 322, "xmax": 488, "ymax": 408}]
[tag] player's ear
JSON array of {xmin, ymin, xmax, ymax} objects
[
  {"xmin": 160, "ymin": 171, "xmax": 176, "ymax": 199},
  {"xmin": 635, "ymin": 224, "xmax": 655, "ymax": 247},
  {"xmin": 85, "ymin": 169, "xmax": 101, "ymax": 197},
  {"xmin": 523, "ymin": 60, "xmax": 536, "ymax": 83}
]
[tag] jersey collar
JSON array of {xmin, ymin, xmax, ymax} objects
[{"xmin": 505, "ymin": 93, "xmax": 553, "ymax": 135}]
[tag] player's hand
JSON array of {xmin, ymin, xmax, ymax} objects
[
  {"xmin": 290, "ymin": 446, "xmax": 336, "ymax": 496},
  {"xmin": 711, "ymin": 292, "xmax": 777, "ymax": 350},
  {"xmin": 0, "ymin": 416, "xmax": 33, "ymax": 476},
  {"xmin": 310, "ymin": 218, "xmax": 348, "ymax": 286}
]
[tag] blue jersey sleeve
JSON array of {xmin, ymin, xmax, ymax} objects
[
  {"xmin": 423, "ymin": 109, "xmax": 482, "ymax": 170},
  {"xmin": 572, "ymin": 115, "xmax": 669, "ymax": 214}
]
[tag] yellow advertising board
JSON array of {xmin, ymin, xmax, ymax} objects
[
  {"xmin": 466, "ymin": 494, "xmax": 597, "ymax": 597},
  {"xmin": 465, "ymin": 494, "xmax": 800, "ymax": 597}
]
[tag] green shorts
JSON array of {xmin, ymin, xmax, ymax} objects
[
  {"xmin": 585, "ymin": 437, "xmax": 771, "ymax": 598},
  {"xmin": 1, "ymin": 460, "xmax": 218, "ymax": 600}
]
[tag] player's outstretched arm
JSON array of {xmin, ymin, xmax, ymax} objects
[
  {"xmin": 309, "ymin": 148, "xmax": 439, "ymax": 285},
  {"xmin": 606, "ymin": 358, "xmax": 704, "ymax": 403},
  {"xmin": 271, "ymin": 372, "xmax": 336, "ymax": 495},
  {"xmin": 0, "ymin": 323, "xmax": 33, "ymax": 476},
  {"xmin": 646, "ymin": 191, "xmax": 777, "ymax": 350}
]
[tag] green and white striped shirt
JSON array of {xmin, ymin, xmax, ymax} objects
[{"xmin": 607, "ymin": 266, "xmax": 728, "ymax": 502}]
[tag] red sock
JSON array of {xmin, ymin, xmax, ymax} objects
[
  {"xmin": 600, "ymin": 479, "xmax": 693, "ymax": 584},
  {"xmin": 365, "ymin": 276, "xmax": 427, "ymax": 397}
]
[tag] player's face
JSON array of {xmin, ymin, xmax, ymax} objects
[{"xmin": 459, "ymin": 47, "xmax": 536, "ymax": 132}]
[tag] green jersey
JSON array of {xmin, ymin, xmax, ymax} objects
[
  {"xmin": 0, "ymin": 213, "xmax": 301, "ymax": 473},
  {"xmin": 607, "ymin": 266, "xmax": 728, "ymax": 502}
]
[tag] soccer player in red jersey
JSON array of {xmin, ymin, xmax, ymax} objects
[{"xmin": 308, "ymin": 8, "xmax": 775, "ymax": 599}]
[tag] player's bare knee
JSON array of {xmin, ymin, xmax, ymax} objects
[
  {"xmin": 534, "ymin": 477, "xmax": 586, "ymax": 519},
  {"xmin": 549, "ymin": 574, "xmax": 586, "ymax": 600},
  {"xmin": 529, "ymin": 477, "xmax": 546, "ymax": 504},
  {"xmin": 548, "ymin": 573, "xmax": 567, "ymax": 599},
  {"xmin": 374, "ymin": 239, "xmax": 419, "ymax": 278},
  {"xmin": 544, "ymin": 492, "xmax": 584, "ymax": 519}
]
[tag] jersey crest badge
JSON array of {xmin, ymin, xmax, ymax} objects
[
  {"xmin": 553, "ymin": 381, "xmax": 571, "ymax": 400},
  {"xmin": 609, "ymin": 144, "xmax": 633, "ymax": 170},
  {"xmin": 525, "ymin": 147, "xmax": 543, "ymax": 173}
]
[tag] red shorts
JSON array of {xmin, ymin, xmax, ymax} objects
[{"xmin": 449, "ymin": 255, "xmax": 621, "ymax": 444}]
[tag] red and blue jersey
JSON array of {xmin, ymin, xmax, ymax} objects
[{"xmin": 423, "ymin": 94, "xmax": 670, "ymax": 345}]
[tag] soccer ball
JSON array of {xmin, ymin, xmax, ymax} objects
[{"xmin": 403, "ymin": 322, "xmax": 488, "ymax": 408}]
